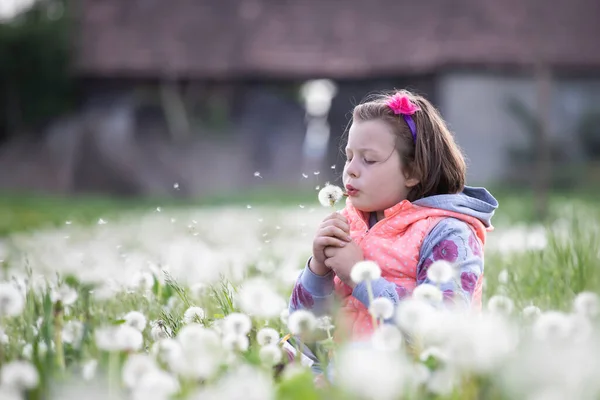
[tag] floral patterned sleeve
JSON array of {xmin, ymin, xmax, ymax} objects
[
  {"xmin": 416, "ymin": 217, "xmax": 484, "ymax": 307},
  {"xmin": 288, "ymin": 258, "xmax": 335, "ymax": 316}
]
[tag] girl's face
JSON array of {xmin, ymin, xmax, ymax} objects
[{"xmin": 343, "ymin": 119, "xmax": 419, "ymax": 216}]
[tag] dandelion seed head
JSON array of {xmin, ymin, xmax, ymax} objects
[
  {"xmin": 350, "ymin": 261, "xmax": 381, "ymax": 284},
  {"xmin": 81, "ymin": 359, "xmax": 97, "ymax": 381},
  {"xmin": 256, "ymin": 328, "xmax": 279, "ymax": 346},
  {"xmin": 0, "ymin": 282, "xmax": 25, "ymax": 317},
  {"xmin": 124, "ymin": 311, "xmax": 147, "ymax": 332},
  {"xmin": 369, "ymin": 297, "xmax": 395, "ymax": 320},
  {"xmin": 222, "ymin": 334, "xmax": 249, "ymax": 352},
  {"xmin": 223, "ymin": 313, "xmax": 252, "ymax": 336},
  {"xmin": 183, "ymin": 306, "xmax": 205, "ymax": 325},
  {"xmin": 122, "ymin": 354, "xmax": 158, "ymax": 389},
  {"xmin": 259, "ymin": 345, "xmax": 282, "ymax": 366},
  {"xmin": 62, "ymin": 320, "xmax": 84, "ymax": 347},
  {"xmin": 150, "ymin": 320, "xmax": 172, "ymax": 341},
  {"xmin": 488, "ymin": 295, "xmax": 514, "ymax": 315},
  {"xmin": 522, "ymin": 305, "xmax": 541, "ymax": 319},
  {"xmin": 318, "ymin": 184, "xmax": 344, "ymax": 207},
  {"xmin": 573, "ymin": 291, "xmax": 599, "ymax": 318},
  {"xmin": 412, "ymin": 284, "xmax": 443, "ymax": 304},
  {"xmin": 287, "ymin": 310, "xmax": 317, "ymax": 336},
  {"xmin": 371, "ymin": 324, "xmax": 403, "ymax": 351},
  {"xmin": 0, "ymin": 360, "xmax": 39, "ymax": 390},
  {"xmin": 426, "ymin": 261, "xmax": 454, "ymax": 284}
]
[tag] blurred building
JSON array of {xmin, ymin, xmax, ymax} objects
[{"xmin": 2, "ymin": 0, "xmax": 600, "ymax": 196}]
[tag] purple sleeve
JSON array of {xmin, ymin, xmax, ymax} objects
[
  {"xmin": 416, "ymin": 218, "xmax": 484, "ymax": 307},
  {"xmin": 352, "ymin": 218, "xmax": 483, "ymax": 314},
  {"xmin": 289, "ymin": 258, "xmax": 335, "ymax": 316}
]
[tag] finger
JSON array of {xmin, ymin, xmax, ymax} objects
[
  {"xmin": 319, "ymin": 226, "xmax": 352, "ymax": 242},
  {"xmin": 324, "ymin": 246, "xmax": 337, "ymax": 258},
  {"xmin": 321, "ymin": 218, "xmax": 350, "ymax": 234},
  {"xmin": 315, "ymin": 236, "xmax": 347, "ymax": 249}
]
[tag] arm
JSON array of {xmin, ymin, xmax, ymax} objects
[
  {"xmin": 288, "ymin": 257, "xmax": 335, "ymax": 316},
  {"xmin": 351, "ymin": 218, "xmax": 483, "ymax": 314}
]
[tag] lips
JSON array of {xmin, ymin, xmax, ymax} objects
[{"xmin": 345, "ymin": 184, "xmax": 359, "ymax": 196}]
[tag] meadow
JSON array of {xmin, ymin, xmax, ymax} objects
[{"xmin": 0, "ymin": 187, "xmax": 599, "ymax": 400}]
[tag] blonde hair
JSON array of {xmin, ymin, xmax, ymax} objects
[{"xmin": 349, "ymin": 89, "xmax": 466, "ymax": 201}]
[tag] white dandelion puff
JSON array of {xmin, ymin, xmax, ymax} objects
[
  {"xmin": 316, "ymin": 316, "xmax": 334, "ymax": 332},
  {"xmin": 0, "ymin": 361, "xmax": 39, "ymax": 390},
  {"xmin": 350, "ymin": 261, "xmax": 381, "ymax": 284},
  {"xmin": 50, "ymin": 285, "xmax": 78, "ymax": 306},
  {"xmin": 369, "ymin": 297, "xmax": 395, "ymax": 320},
  {"xmin": 0, "ymin": 282, "xmax": 25, "ymax": 317},
  {"xmin": 395, "ymin": 299, "xmax": 437, "ymax": 336},
  {"xmin": 222, "ymin": 334, "xmax": 250, "ymax": 353},
  {"xmin": 287, "ymin": 310, "xmax": 317, "ymax": 336},
  {"xmin": 280, "ymin": 309, "xmax": 290, "ymax": 325},
  {"xmin": 573, "ymin": 291, "xmax": 599, "ymax": 318},
  {"xmin": 532, "ymin": 311, "xmax": 572, "ymax": 342},
  {"xmin": 62, "ymin": 320, "xmax": 84, "ymax": 347},
  {"xmin": 412, "ymin": 284, "xmax": 443, "ymax": 304},
  {"xmin": 131, "ymin": 369, "xmax": 180, "ymax": 400},
  {"xmin": 426, "ymin": 261, "xmax": 454, "ymax": 284},
  {"xmin": 150, "ymin": 338, "xmax": 181, "ymax": 364},
  {"xmin": 223, "ymin": 313, "xmax": 252, "ymax": 336},
  {"xmin": 176, "ymin": 324, "xmax": 220, "ymax": 354},
  {"xmin": 256, "ymin": 328, "xmax": 280, "ymax": 346},
  {"xmin": 487, "ymin": 295, "xmax": 514, "ymax": 315},
  {"xmin": 124, "ymin": 311, "xmax": 147, "ymax": 332},
  {"xmin": 95, "ymin": 325, "xmax": 143, "ymax": 352},
  {"xmin": 498, "ymin": 269, "xmax": 509, "ymax": 284},
  {"xmin": 522, "ymin": 305, "xmax": 541, "ymax": 319},
  {"xmin": 237, "ymin": 278, "xmax": 287, "ymax": 319},
  {"xmin": 259, "ymin": 345, "xmax": 283, "ymax": 366},
  {"xmin": 183, "ymin": 307, "xmax": 205, "ymax": 325},
  {"xmin": 371, "ymin": 324, "xmax": 403, "ymax": 352},
  {"xmin": 81, "ymin": 359, "xmax": 97, "ymax": 381},
  {"xmin": 122, "ymin": 354, "xmax": 159, "ymax": 389},
  {"xmin": 150, "ymin": 320, "xmax": 172, "ymax": 341},
  {"xmin": 318, "ymin": 184, "xmax": 344, "ymax": 207}
]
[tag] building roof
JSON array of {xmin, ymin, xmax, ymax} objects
[{"xmin": 74, "ymin": 0, "xmax": 600, "ymax": 79}]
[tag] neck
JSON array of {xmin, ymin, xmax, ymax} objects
[{"xmin": 375, "ymin": 210, "xmax": 385, "ymax": 221}]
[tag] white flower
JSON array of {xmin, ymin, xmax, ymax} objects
[
  {"xmin": 183, "ymin": 307, "xmax": 205, "ymax": 324},
  {"xmin": 497, "ymin": 269, "xmax": 509, "ymax": 284},
  {"xmin": 371, "ymin": 325, "xmax": 403, "ymax": 351},
  {"xmin": 0, "ymin": 282, "xmax": 25, "ymax": 317},
  {"xmin": 222, "ymin": 334, "xmax": 249, "ymax": 352},
  {"xmin": 426, "ymin": 261, "xmax": 454, "ymax": 284},
  {"xmin": 0, "ymin": 327, "xmax": 9, "ymax": 344},
  {"xmin": 318, "ymin": 184, "xmax": 344, "ymax": 207},
  {"xmin": 532, "ymin": 311, "xmax": 572, "ymax": 342},
  {"xmin": 62, "ymin": 320, "xmax": 84, "ymax": 347},
  {"xmin": 150, "ymin": 320, "xmax": 172, "ymax": 341},
  {"xmin": 50, "ymin": 285, "xmax": 78, "ymax": 306},
  {"xmin": 350, "ymin": 261, "xmax": 381, "ymax": 284},
  {"xmin": 208, "ymin": 364, "xmax": 274, "ymax": 400},
  {"xmin": 81, "ymin": 359, "xmax": 97, "ymax": 381},
  {"xmin": 316, "ymin": 316, "xmax": 334, "ymax": 332},
  {"xmin": 131, "ymin": 370, "xmax": 180, "ymax": 400},
  {"xmin": 573, "ymin": 291, "xmax": 599, "ymax": 318},
  {"xmin": 412, "ymin": 284, "xmax": 443, "ymax": 304},
  {"xmin": 124, "ymin": 311, "xmax": 147, "ymax": 332},
  {"xmin": 151, "ymin": 338, "xmax": 181, "ymax": 363},
  {"xmin": 256, "ymin": 328, "xmax": 279, "ymax": 346},
  {"xmin": 176, "ymin": 324, "xmax": 220, "ymax": 354},
  {"xmin": 0, "ymin": 361, "xmax": 39, "ymax": 390},
  {"xmin": 122, "ymin": 354, "xmax": 159, "ymax": 388},
  {"xmin": 522, "ymin": 305, "xmax": 541, "ymax": 319},
  {"xmin": 287, "ymin": 310, "xmax": 317, "ymax": 336},
  {"xmin": 337, "ymin": 345, "xmax": 408, "ymax": 400},
  {"xmin": 22, "ymin": 341, "xmax": 50, "ymax": 359},
  {"xmin": 237, "ymin": 278, "xmax": 287, "ymax": 319},
  {"xmin": 487, "ymin": 295, "xmax": 514, "ymax": 315},
  {"xmin": 369, "ymin": 297, "xmax": 395, "ymax": 320},
  {"xmin": 395, "ymin": 299, "xmax": 437, "ymax": 337},
  {"xmin": 223, "ymin": 313, "xmax": 252, "ymax": 336},
  {"xmin": 279, "ymin": 309, "xmax": 290, "ymax": 325},
  {"xmin": 259, "ymin": 345, "xmax": 283, "ymax": 366},
  {"xmin": 95, "ymin": 325, "xmax": 143, "ymax": 352}
]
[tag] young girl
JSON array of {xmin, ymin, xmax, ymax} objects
[{"xmin": 288, "ymin": 89, "xmax": 498, "ymax": 347}]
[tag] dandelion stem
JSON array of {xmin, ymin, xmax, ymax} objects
[
  {"xmin": 53, "ymin": 300, "xmax": 65, "ymax": 371},
  {"xmin": 365, "ymin": 280, "xmax": 378, "ymax": 329},
  {"xmin": 108, "ymin": 351, "xmax": 119, "ymax": 399}
]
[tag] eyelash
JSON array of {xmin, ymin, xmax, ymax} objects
[{"xmin": 346, "ymin": 157, "xmax": 375, "ymax": 165}]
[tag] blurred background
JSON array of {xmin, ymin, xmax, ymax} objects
[{"xmin": 1, "ymin": 0, "xmax": 599, "ymax": 232}]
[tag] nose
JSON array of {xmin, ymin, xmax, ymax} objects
[{"xmin": 345, "ymin": 158, "xmax": 359, "ymax": 179}]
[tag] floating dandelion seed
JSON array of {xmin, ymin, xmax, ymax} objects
[
  {"xmin": 170, "ymin": 218, "xmax": 176, "ymax": 223},
  {"xmin": 299, "ymin": 205, "xmax": 305, "ymax": 209},
  {"xmin": 254, "ymin": 171, "xmax": 262, "ymax": 178},
  {"xmin": 246, "ymin": 205, "xmax": 252, "ymax": 209},
  {"xmin": 65, "ymin": 220, "xmax": 72, "ymax": 225},
  {"xmin": 97, "ymin": 218, "xmax": 107, "ymax": 225},
  {"xmin": 156, "ymin": 207, "xmax": 161, "ymax": 212},
  {"xmin": 313, "ymin": 171, "xmax": 320, "ymax": 175},
  {"xmin": 173, "ymin": 182, "xmax": 180, "ymax": 189},
  {"xmin": 315, "ymin": 185, "xmax": 320, "ymax": 190},
  {"xmin": 331, "ymin": 164, "xmax": 336, "ymax": 169},
  {"xmin": 302, "ymin": 173, "xmax": 308, "ymax": 178},
  {"xmin": 318, "ymin": 184, "xmax": 344, "ymax": 207}
]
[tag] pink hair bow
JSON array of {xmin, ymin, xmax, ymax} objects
[{"xmin": 386, "ymin": 93, "xmax": 420, "ymax": 115}]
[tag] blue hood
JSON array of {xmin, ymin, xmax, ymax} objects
[{"xmin": 413, "ymin": 186, "xmax": 498, "ymax": 228}]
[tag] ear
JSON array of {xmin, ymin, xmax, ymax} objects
[{"xmin": 405, "ymin": 177, "xmax": 420, "ymax": 188}]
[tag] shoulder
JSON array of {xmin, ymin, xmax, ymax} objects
[{"xmin": 420, "ymin": 217, "xmax": 483, "ymax": 261}]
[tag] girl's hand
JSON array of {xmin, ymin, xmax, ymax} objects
[
  {"xmin": 324, "ymin": 241, "xmax": 364, "ymax": 288},
  {"xmin": 311, "ymin": 212, "xmax": 352, "ymax": 275}
]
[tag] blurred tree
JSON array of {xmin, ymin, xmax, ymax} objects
[{"xmin": 0, "ymin": 0, "xmax": 74, "ymax": 143}]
